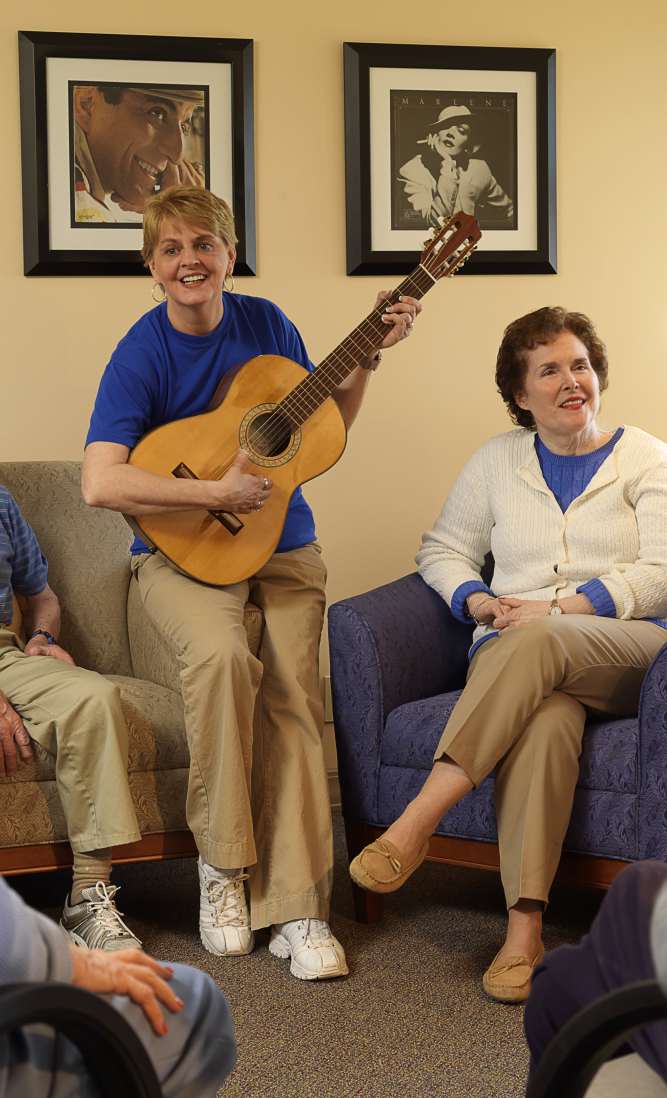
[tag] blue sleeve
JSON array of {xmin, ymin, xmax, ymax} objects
[
  {"xmin": 267, "ymin": 302, "xmax": 315, "ymax": 374},
  {"xmin": 0, "ymin": 877, "xmax": 72, "ymax": 985},
  {"xmin": 86, "ymin": 358, "xmax": 158, "ymax": 449},
  {"xmin": 576, "ymin": 578, "xmax": 617, "ymax": 618},
  {"xmin": 4, "ymin": 494, "xmax": 48, "ymax": 596},
  {"xmin": 451, "ymin": 580, "xmax": 494, "ymax": 624}
]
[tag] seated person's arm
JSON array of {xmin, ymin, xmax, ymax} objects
[
  {"xmin": 21, "ymin": 584, "xmax": 74, "ymax": 663},
  {"xmin": 82, "ymin": 441, "xmax": 269, "ymax": 517}
]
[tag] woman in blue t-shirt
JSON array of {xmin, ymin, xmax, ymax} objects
[{"xmin": 82, "ymin": 185, "xmax": 420, "ymax": 981}]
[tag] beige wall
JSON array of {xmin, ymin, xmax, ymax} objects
[{"xmin": 2, "ymin": 0, "xmax": 667, "ymax": 632}]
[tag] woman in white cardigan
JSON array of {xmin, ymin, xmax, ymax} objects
[{"xmin": 350, "ymin": 306, "xmax": 667, "ymax": 1002}]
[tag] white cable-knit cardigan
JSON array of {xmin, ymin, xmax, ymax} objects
[{"xmin": 416, "ymin": 426, "xmax": 667, "ymax": 645}]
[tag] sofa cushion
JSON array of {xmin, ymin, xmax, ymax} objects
[
  {"xmin": 376, "ymin": 764, "xmax": 639, "ymax": 859},
  {"xmin": 382, "ymin": 694, "xmax": 640, "ymax": 794},
  {"xmin": 0, "ymin": 461, "xmax": 134, "ymax": 677}
]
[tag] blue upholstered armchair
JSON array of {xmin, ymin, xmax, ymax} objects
[{"xmin": 328, "ymin": 573, "xmax": 667, "ymax": 921}]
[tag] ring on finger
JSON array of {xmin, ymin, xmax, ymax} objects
[{"xmin": 262, "ymin": 477, "xmax": 270, "ymax": 489}]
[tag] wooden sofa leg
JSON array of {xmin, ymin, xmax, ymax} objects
[{"xmin": 344, "ymin": 818, "xmax": 384, "ymax": 924}]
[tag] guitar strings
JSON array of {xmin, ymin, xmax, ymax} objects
[
  {"xmin": 206, "ymin": 240, "xmax": 463, "ymax": 483},
  {"xmin": 235, "ymin": 268, "xmax": 430, "ymax": 462}
]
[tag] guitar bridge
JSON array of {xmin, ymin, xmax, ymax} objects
[{"xmin": 172, "ymin": 463, "xmax": 244, "ymax": 536}]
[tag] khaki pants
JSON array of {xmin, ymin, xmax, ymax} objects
[
  {"xmin": 435, "ymin": 616, "xmax": 667, "ymax": 908},
  {"xmin": 131, "ymin": 544, "xmax": 333, "ymax": 930},
  {"xmin": 0, "ymin": 628, "xmax": 140, "ymax": 852}
]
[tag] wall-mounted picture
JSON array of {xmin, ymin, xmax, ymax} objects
[
  {"xmin": 344, "ymin": 42, "xmax": 556, "ymax": 275},
  {"xmin": 18, "ymin": 31, "xmax": 255, "ymax": 276}
]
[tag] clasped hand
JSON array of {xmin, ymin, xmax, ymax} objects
[{"xmin": 471, "ymin": 596, "xmax": 552, "ymax": 631}]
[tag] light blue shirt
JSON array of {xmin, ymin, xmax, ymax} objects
[{"xmin": 0, "ymin": 488, "xmax": 48, "ymax": 625}]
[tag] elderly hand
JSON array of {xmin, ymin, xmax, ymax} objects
[
  {"xmin": 69, "ymin": 945, "xmax": 183, "ymax": 1037},
  {"xmin": 466, "ymin": 594, "xmax": 506, "ymax": 625},
  {"xmin": 375, "ymin": 292, "xmax": 422, "ymax": 350},
  {"xmin": 0, "ymin": 689, "xmax": 34, "ymax": 777},
  {"xmin": 493, "ymin": 597, "xmax": 552, "ymax": 630},
  {"xmin": 23, "ymin": 638, "xmax": 75, "ymax": 665}
]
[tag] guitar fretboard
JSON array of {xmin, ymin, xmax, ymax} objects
[{"xmin": 281, "ymin": 265, "xmax": 436, "ymax": 428}]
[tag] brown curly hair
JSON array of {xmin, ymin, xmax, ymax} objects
[{"xmin": 495, "ymin": 307, "xmax": 609, "ymax": 429}]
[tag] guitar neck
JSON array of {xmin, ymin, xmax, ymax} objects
[{"xmin": 279, "ymin": 265, "xmax": 436, "ymax": 429}]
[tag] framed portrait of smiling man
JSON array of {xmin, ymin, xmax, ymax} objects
[{"xmin": 18, "ymin": 31, "xmax": 255, "ymax": 275}]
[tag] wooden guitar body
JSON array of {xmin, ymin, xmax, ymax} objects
[
  {"xmin": 127, "ymin": 212, "xmax": 481, "ymax": 587},
  {"xmin": 128, "ymin": 355, "xmax": 347, "ymax": 585}
]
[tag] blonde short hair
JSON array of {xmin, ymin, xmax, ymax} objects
[{"xmin": 141, "ymin": 186, "xmax": 237, "ymax": 265}]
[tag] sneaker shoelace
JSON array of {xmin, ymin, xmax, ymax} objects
[
  {"xmin": 205, "ymin": 872, "xmax": 250, "ymax": 928},
  {"xmin": 75, "ymin": 882, "xmax": 141, "ymax": 948},
  {"xmin": 293, "ymin": 919, "xmax": 334, "ymax": 947}
]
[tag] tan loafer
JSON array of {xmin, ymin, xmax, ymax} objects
[
  {"xmin": 349, "ymin": 837, "xmax": 429, "ymax": 894},
  {"xmin": 482, "ymin": 947, "xmax": 545, "ymax": 1003}
]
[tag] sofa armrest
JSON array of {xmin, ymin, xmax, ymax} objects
[
  {"xmin": 638, "ymin": 640, "xmax": 667, "ymax": 796},
  {"xmin": 328, "ymin": 572, "xmax": 472, "ymax": 821},
  {"xmin": 637, "ymin": 639, "xmax": 667, "ymax": 860}
]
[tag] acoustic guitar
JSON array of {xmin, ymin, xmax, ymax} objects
[{"xmin": 128, "ymin": 211, "xmax": 481, "ymax": 585}]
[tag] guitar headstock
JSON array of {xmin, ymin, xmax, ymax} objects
[{"xmin": 420, "ymin": 212, "xmax": 481, "ymax": 279}]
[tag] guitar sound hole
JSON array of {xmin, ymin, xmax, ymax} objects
[{"xmin": 247, "ymin": 411, "xmax": 293, "ymax": 458}]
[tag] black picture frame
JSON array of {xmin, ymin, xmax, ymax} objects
[
  {"xmin": 18, "ymin": 30, "xmax": 255, "ymax": 276},
  {"xmin": 344, "ymin": 42, "xmax": 556, "ymax": 275}
]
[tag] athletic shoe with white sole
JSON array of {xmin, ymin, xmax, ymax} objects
[
  {"xmin": 269, "ymin": 918, "xmax": 348, "ymax": 980},
  {"xmin": 60, "ymin": 882, "xmax": 142, "ymax": 952},
  {"xmin": 198, "ymin": 857, "xmax": 255, "ymax": 956}
]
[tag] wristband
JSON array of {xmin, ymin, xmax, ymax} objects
[
  {"xmin": 29, "ymin": 628, "xmax": 57, "ymax": 645},
  {"xmin": 362, "ymin": 350, "xmax": 382, "ymax": 371}
]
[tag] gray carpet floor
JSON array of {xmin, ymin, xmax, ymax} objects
[{"xmin": 12, "ymin": 812, "xmax": 604, "ymax": 1098}]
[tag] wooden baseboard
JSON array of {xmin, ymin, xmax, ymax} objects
[{"xmin": 0, "ymin": 831, "xmax": 198, "ymax": 876}]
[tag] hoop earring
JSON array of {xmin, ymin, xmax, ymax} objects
[
  {"xmin": 151, "ymin": 282, "xmax": 166, "ymax": 303},
  {"xmin": 223, "ymin": 273, "xmax": 235, "ymax": 293}
]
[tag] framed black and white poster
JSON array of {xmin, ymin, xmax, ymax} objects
[
  {"xmin": 344, "ymin": 42, "xmax": 556, "ymax": 275},
  {"xmin": 18, "ymin": 30, "xmax": 255, "ymax": 275}
]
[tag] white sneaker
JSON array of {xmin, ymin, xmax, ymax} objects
[
  {"xmin": 198, "ymin": 857, "xmax": 254, "ymax": 956},
  {"xmin": 269, "ymin": 918, "xmax": 348, "ymax": 980},
  {"xmin": 60, "ymin": 882, "xmax": 142, "ymax": 952}
]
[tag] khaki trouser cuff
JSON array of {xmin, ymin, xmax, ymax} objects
[
  {"xmin": 71, "ymin": 828, "xmax": 142, "ymax": 854},
  {"xmin": 249, "ymin": 891, "xmax": 330, "ymax": 932},
  {"xmin": 195, "ymin": 836, "xmax": 257, "ymax": 870}
]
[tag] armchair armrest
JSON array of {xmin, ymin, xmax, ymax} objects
[
  {"xmin": 328, "ymin": 572, "xmax": 472, "ymax": 821},
  {"xmin": 637, "ymin": 639, "xmax": 667, "ymax": 858},
  {"xmin": 0, "ymin": 982, "xmax": 162, "ymax": 1098}
]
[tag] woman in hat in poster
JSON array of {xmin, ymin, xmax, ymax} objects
[{"xmin": 398, "ymin": 104, "xmax": 514, "ymax": 228}]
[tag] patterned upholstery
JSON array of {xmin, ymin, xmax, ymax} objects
[
  {"xmin": 0, "ymin": 462, "xmax": 263, "ymax": 851},
  {"xmin": 328, "ymin": 572, "xmax": 667, "ymax": 866}
]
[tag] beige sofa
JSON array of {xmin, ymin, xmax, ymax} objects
[{"xmin": 0, "ymin": 461, "xmax": 262, "ymax": 875}]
